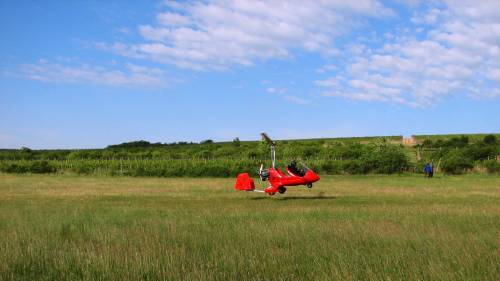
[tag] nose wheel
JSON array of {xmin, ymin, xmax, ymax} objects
[{"xmin": 278, "ymin": 187, "xmax": 287, "ymax": 194}]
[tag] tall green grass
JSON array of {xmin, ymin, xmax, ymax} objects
[{"xmin": 0, "ymin": 174, "xmax": 498, "ymax": 280}]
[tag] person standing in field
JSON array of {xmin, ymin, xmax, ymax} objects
[
  {"xmin": 429, "ymin": 162, "xmax": 434, "ymax": 178},
  {"xmin": 424, "ymin": 163, "xmax": 431, "ymax": 178}
]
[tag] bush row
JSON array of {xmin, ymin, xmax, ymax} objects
[
  {"xmin": 0, "ymin": 160, "xmax": 56, "ymax": 174},
  {"xmin": 0, "ymin": 157, "xmax": 411, "ymax": 177},
  {"xmin": 5, "ymin": 136, "xmax": 485, "ymax": 162},
  {"xmin": 1, "ymin": 141, "xmax": 497, "ymax": 176}
]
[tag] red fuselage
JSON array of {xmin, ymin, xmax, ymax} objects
[{"xmin": 264, "ymin": 167, "xmax": 320, "ymax": 194}]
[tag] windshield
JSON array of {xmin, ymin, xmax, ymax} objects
[{"xmin": 300, "ymin": 163, "xmax": 310, "ymax": 172}]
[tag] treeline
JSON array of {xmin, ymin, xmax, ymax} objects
[
  {"xmin": 0, "ymin": 135, "xmax": 498, "ymax": 176},
  {"xmin": 417, "ymin": 135, "xmax": 499, "ymax": 174},
  {"xmin": 0, "ymin": 140, "xmax": 412, "ymax": 176},
  {"xmin": 0, "ymin": 139, "xmax": 396, "ymax": 161}
]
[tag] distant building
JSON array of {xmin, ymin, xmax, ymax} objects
[{"xmin": 402, "ymin": 135, "xmax": 417, "ymax": 146}]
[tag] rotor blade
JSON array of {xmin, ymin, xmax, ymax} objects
[{"xmin": 261, "ymin": 133, "xmax": 275, "ymax": 145}]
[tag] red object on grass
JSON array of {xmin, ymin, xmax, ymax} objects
[{"xmin": 234, "ymin": 173, "xmax": 255, "ymax": 191}]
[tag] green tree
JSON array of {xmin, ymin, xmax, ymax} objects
[
  {"xmin": 232, "ymin": 137, "xmax": 241, "ymax": 147},
  {"xmin": 441, "ymin": 150, "xmax": 473, "ymax": 174},
  {"xmin": 483, "ymin": 134, "xmax": 496, "ymax": 145}
]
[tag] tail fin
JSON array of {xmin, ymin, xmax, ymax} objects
[{"xmin": 235, "ymin": 173, "xmax": 255, "ymax": 191}]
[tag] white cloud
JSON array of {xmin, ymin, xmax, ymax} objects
[
  {"xmin": 445, "ymin": 0, "xmax": 500, "ymax": 22},
  {"xmin": 284, "ymin": 95, "xmax": 311, "ymax": 105},
  {"xmin": 117, "ymin": 27, "xmax": 131, "ymax": 35},
  {"xmin": 411, "ymin": 8, "xmax": 441, "ymax": 25},
  {"xmin": 103, "ymin": 0, "xmax": 392, "ymax": 70},
  {"xmin": 317, "ymin": 1, "xmax": 500, "ymax": 106},
  {"xmin": 266, "ymin": 87, "xmax": 287, "ymax": 94},
  {"xmin": 87, "ymin": 0, "xmax": 500, "ymax": 106},
  {"xmin": 20, "ymin": 59, "xmax": 169, "ymax": 88},
  {"xmin": 487, "ymin": 88, "xmax": 500, "ymax": 98},
  {"xmin": 315, "ymin": 76, "xmax": 344, "ymax": 87},
  {"xmin": 487, "ymin": 68, "xmax": 500, "ymax": 83},
  {"xmin": 157, "ymin": 12, "xmax": 192, "ymax": 26},
  {"xmin": 264, "ymin": 84, "xmax": 310, "ymax": 104},
  {"xmin": 315, "ymin": 64, "xmax": 337, "ymax": 74}
]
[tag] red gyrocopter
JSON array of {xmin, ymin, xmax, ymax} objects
[{"xmin": 235, "ymin": 133, "xmax": 320, "ymax": 195}]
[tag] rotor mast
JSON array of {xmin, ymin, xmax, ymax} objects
[{"xmin": 261, "ymin": 133, "xmax": 276, "ymax": 168}]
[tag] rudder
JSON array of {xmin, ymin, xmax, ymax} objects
[{"xmin": 234, "ymin": 173, "xmax": 255, "ymax": 191}]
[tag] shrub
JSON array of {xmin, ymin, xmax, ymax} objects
[
  {"xmin": 196, "ymin": 150, "xmax": 213, "ymax": 159},
  {"xmin": 463, "ymin": 145, "xmax": 497, "ymax": 161},
  {"xmin": 29, "ymin": 161, "xmax": 56, "ymax": 173},
  {"xmin": 483, "ymin": 134, "xmax": 497, "ymax": 145},
  {"xmin": 444, "ymin": 136, "xmax": 469, "ymax": 148},
  {"xmin": 246, "ymin": 151, "xmax": 259, "ymax": 159},
  {"xmin": 361, "ymin": 143, "xmax": 409, "ymax": 174},
  {"xmin": 302, "ymin": 147, "xmax": 321, "ymax": 158},
  {"xmin": 0, "ymin": 161, "xmax": 55, "ymax": 174},
  {"xmin": 232, "ymin": 137, "xmax": 241, "ymax": 147},
  {"xmin": 341, "ymin": 143, "xmax": 364, "ymax": 159},
  {"xmin": 0, "ymin": 162, "xmax": 29, "ymax": 173},
  {"xmin": 440, "ymin": 150, "xmax": 473, "ymax": 174},
  {"xmin": 483, "ymin": 160, "xmax": 499, "ymax": 173},
  {"xmin": 422, "ymin": 139, "xmax": 433, "ymax": 147},
  {"xmin": 343, "ymin": 160, "xmax": 369, "ymax": 174},
  {"xmin": 320, "ymin": 161, "xmax": 342, "ymax": 174},
  {"xmin": 20, "ymin": 147, "xmax": 32, "ymax": 153},
  {"xmin": 367, "ymin": 148, "xmax": 409, "ymax": 174}
]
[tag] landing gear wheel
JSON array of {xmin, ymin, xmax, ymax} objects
[
  {"xmin": 278, "ymin": 187, "xmax": 287, "ymax": 194},
  {"xmin": 307, "ymin": 183, "xmax": 313, "ymax": 189}
]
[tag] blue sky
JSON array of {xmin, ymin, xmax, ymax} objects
[{"xmin": 1, "ymin": 0, "xmax": 499, "ymax": 149}]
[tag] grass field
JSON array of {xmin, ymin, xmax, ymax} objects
[{"xmin": 0, "ymin": 174, "xmax": 498, "ymax": 281}]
